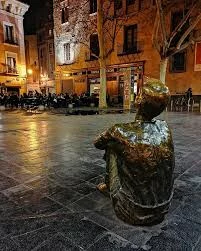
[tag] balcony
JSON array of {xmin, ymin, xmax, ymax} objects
[
  {"xmin": 117, "ymin": 41, "xmax": 144, "ymax": 56},
  {"xmin": 7, "ymin": 66, "xmax": 18, "ymax": 74},
  {"xmin": 0, "ymin": 63, "xmax": 19, "ymax": 76},
  {"xmin": 0, "ymin": 0, "xmax": 29, "ymax": 17},
  {"xmin": 58, "ymin": 58, "xmax": 78, "ymax": 66},
  {"xmin": 4, "ymin": 37, "xmax": 19, "ymax": 46}
]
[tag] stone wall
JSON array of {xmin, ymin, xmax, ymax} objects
[
  {"xmin": 0, "ymin": 0, "xmax": 29, "ymax": 94},
  {"xmin": 53, "ymin": 0, "xmax": 201, "ymax": 95}
]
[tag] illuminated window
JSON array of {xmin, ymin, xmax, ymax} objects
[
  {"xmin": 124, "ymin": 25, "xmax": 137, "ymax": 53},
  {"xmin": 90, "ymin": 0, "xmax": 97, "ymax": 14},
  {"xmin": 6, "ymin": 53, "xmax": 17, "ymax": 74},
  {"xmin": 64, "ymin": 43, "xmax": 71, "ymax": 62}
]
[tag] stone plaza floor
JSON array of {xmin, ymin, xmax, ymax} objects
[{"xmin": 0, "ymin": 111, "xmax": 201, "ymax": 250}]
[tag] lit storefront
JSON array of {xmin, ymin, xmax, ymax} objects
[{"xmin": 56, "ymin": 62, "xmax": 144, "ymax": 107}]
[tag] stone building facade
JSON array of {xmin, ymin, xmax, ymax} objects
[
  {"xmin": 0, "ymin": 0, "xmax": 29, "ymax": 95},
  {"xmin": 37, "ymin": 0, "xmax": 55, "ymax": 94},
  {"xmin": 25, "ymin": 35, "xmax": 40, "ymax": 93},
  {"xmin": 53, "ymin": 0, "xmax": 201, "ymax": 102}
]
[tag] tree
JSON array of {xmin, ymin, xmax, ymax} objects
[
  {"xmin": 152, "ymin": 0, "xmax": 201, "ymax": 83},
  {"xmin": 97, "ymin": 0, "xmax": 107, "ymax": 108},
  {"xmin": 54, "ymin": 0, "xmax": 126, "ymax": 108}
]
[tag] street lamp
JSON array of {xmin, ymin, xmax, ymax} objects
[{"xmin": 27, "ymin": 69, "xmax": 33, "ymax": 75}]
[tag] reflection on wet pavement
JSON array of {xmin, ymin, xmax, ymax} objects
[{"xmin": 0, "ymin": 112, "xmax": 201, "ymax": 250}]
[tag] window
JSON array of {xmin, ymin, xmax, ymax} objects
[
  {"xmin": 115, "ymin": 0, "xmax": 122, "ymax": 10},
  {"xmin": 64, "ymin": 43, "xmax": 71, "ymax": 62},
  {"xmin": 49, "ymin": 29, "xmax": 52, "ymax": 36},
  {"xmin": 90, "ymin": 0, "xmax": 97, "ymax": 14},
  {"xmin": 49, "ymin": 43, "xmax": 53, "ymax": 55},
  {"xmin": 170, "ymin": 51, "xmax": 186, "ymax": 73},
  {"xmin": 90, "ymin": 34, "xmax": 99, "ymax": 60},
  {"xmin": 171, "ymin": 11, "xmax": 189, "ymax": 47},
  {"xmin": 4, "ymin": 25, "xmax": 14, "ymax": 43},
  {"xmin": 38, "ymin": 33, "xmax": 42, "ymax": 43},
  {"xmin": 185, "ymin": 0, "xmax": 193, "ymax": 8},
  {"xmin": 6, "ymin": 56, "xmax": 17, "ymax": 73},
  {"xmin": 171, "ymin": 11, "xmax": 184, "ymax": 31},
  {"xmin": 40, "ymin": 49, "xmax": 43, "ymax": 58},
  {"xmin": 127, "ymin": 0, "xmax": 135, "ymax": 5},
  {"xmin": 139, "ymin": 0, "xmax": 148, "ymax": 10},
  {"xmin": 124, "ymin": 25, "xmax": 137, "ymax": 53},
  {"xmin": 61, "ymin": 6, "xmax": 69, "ymax": 23},
  {"xmin": 6, "ymin": 4, "xmax": 11, "ymax": 12},
  {"xmin": 126, "ymin": 0, "xmax": 136, "ymax": 14}
]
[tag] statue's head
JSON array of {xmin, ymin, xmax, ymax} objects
[{"xmin": 135, "ymin": 77, "xmax": 170, "ymax": 121}]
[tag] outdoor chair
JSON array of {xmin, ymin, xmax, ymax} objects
[{"xmin": 191, "ymin": 95, "xmax": 201, "ymax": 112}]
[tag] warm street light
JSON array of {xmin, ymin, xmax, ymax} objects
[{"xmin": 27, "ymin": 69, "xmax": 33, "ymax": 75}]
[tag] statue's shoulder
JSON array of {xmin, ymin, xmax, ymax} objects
[
  {"xmin": 154, "ymin": 119, "xmax": 169, "ymax": 130},
  {"xmin": 108, "ymin": 122, "xmax": 140, "ymax": 137},
  {"xmin": 109, "ymin": 122, "xmax": 133, "ymax": 131}
]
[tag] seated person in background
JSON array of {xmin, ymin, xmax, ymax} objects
[{"xmin": 186, "ymin": 88, "xmax": 192, "ymax": 99}]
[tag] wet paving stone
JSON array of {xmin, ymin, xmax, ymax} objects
[
  {"xmin": 0, "ymin": 112, "xmax": 201, "ymax": 250},
  {"xmin": 57, "ymin": 216, "xmax": 108, "ymax": 249},
  {"xmin": 32, "ymin": 233, "xmax": 81, "ymax": 251},
  {"xmin": 48, "ymin": 188, "xmax": 83, "ymax": 206},
  {"xmin": 87, "ymin": 232, "xmax": 139, "ymax": 251},
  {"xmin": 0, "ymin": 193, "xmax": 30, "ymax": 220},
  {"xmin": 0, "ymin": 173, "xmax": 19, "ymax": 190},
  {"xmin": 11, "ymin": 225, "xmax": 57, "ymax": 250},
  {"xmin": 71, "ymin": 181, "xmax": 97, "ymax": 195},
  {"xmin": 0, "ymin": 238, "xmax": 20, "ymax": 251}
]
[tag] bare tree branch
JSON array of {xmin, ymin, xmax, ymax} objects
[
  {"xmin": 176, "ymin": 11, "xmax": 201, "ymax": 49},
  {"xmin": 168, "ymin": 3, "xmax": 196, "ymax": 48},
  {"xmin": 155, "ymin": 0, "xmax": 168, "ymax": 53},
  {"xmin": 152, "ymin": 9, "xmax": 160, "ymax": 53}
]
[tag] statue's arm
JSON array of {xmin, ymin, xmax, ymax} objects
[
  {"xmin": 94, "ymin": 130, "xmax": 110, "ymax": 150},
  {"xmin": 94, "ymin": 126, "xmax": 115, "ymax": 150}
]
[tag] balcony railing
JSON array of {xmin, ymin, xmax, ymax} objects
[
  {"xmin": 7, "ymin": 66, "xmax": 18, "ymax": 74},
  {"xmin": 85, "ymin": 51, "xmax": 99, "ymax": 61},
  {"xmin": 117, "ymin": 41, "xmax": 144, "ymax": 56},
  {"xmin": 0, "ymin": 63, "xmax": 18, "ymax": 75},
  {"xmin": 4, "ymin": 37, "xmax": 19, "ymax": 46}
]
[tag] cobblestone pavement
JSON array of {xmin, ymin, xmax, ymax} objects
[{"xmin": 0, "ymin": 111, "xmax": 201, "ymax": 250}]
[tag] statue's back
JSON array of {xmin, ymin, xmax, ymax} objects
[{"xmin": 107, "ymin": 120, "xmax": 174, "ymax": 225}]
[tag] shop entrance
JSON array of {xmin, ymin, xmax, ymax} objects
[
  {"xmin": 61, "ymin": 79, "xmax": 73, "ymax": 94},
  {"xmin": 6, "ymin": 87, "xmax": 20, "ymax": 95}
]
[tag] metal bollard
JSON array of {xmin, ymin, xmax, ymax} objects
[
  {"xmin": 200, "ymin": 100, "xmax": 201, "ymax": 113},
  {"xmin": 187, "ymin": 99, "xmax": 191, "ymax": 112},
  {"xmin": 170, "ymin": 100, "xmax": 173, "ymax": 111}
]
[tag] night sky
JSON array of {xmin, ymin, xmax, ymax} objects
[{"xmin": 22, "ymin": 0, "xmax": 45, "ymax": 35}]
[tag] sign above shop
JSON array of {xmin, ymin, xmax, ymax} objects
[{"xmin": 60, "ymin": 63, "xmax": 144, "ymax": 78}]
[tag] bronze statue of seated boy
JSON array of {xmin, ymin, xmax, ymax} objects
[{"xmin": 94, "ymin": 77, "xmax": 174, "ymax": 225}]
